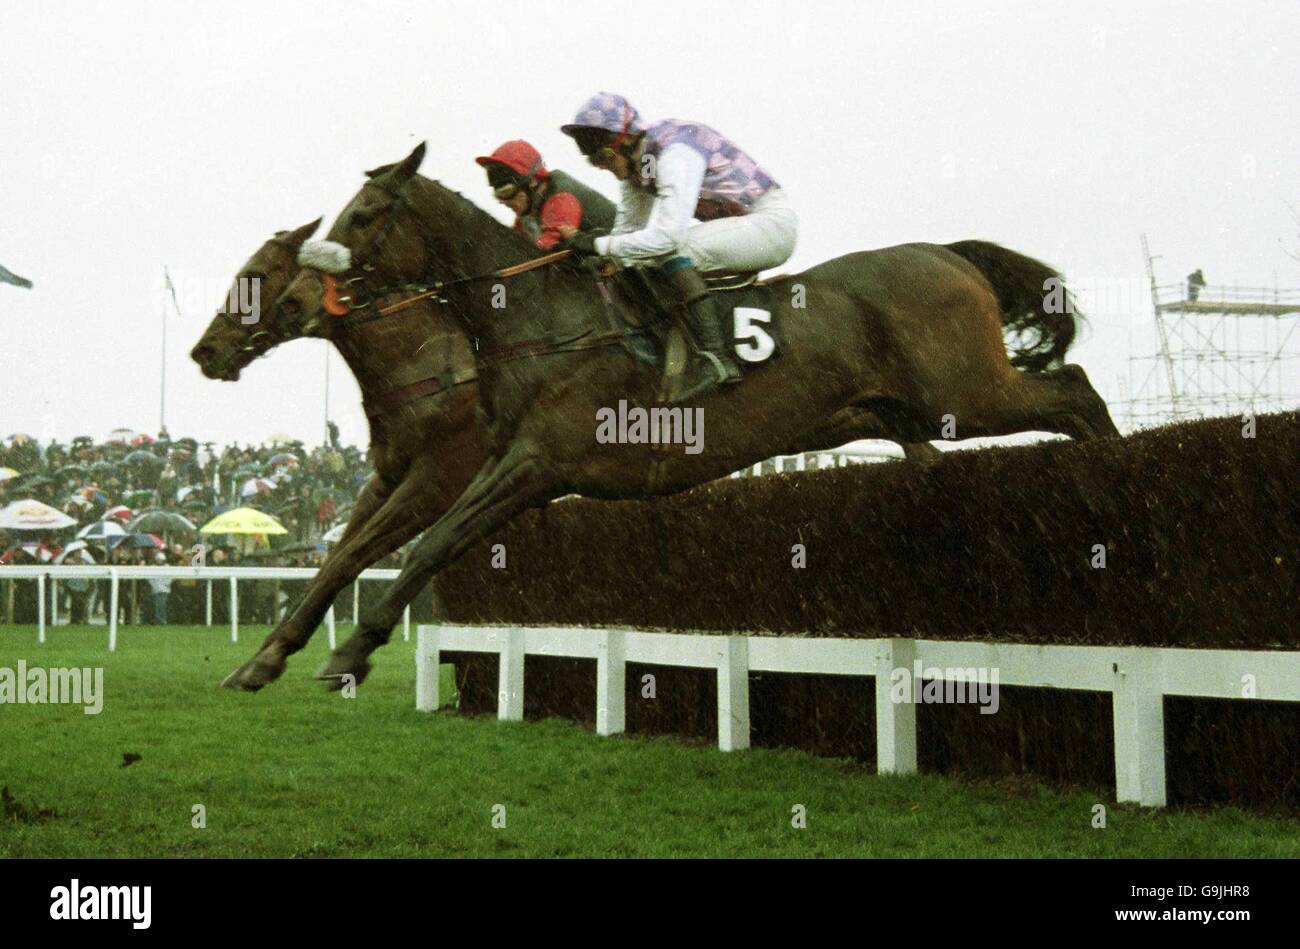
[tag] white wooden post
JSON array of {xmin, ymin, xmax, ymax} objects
[
  {"xmin": 402, "ymin": 605, "xmax": 411, "ymax": 642},
  {"xmin": 1112, "ymin": 650, "xmax": 1167, "ymax": 806},
  {"xmin": 50, "ymin": 577, "xmax": 58, "ymax": 628},
  {"xmin": 795, "ymin": 453, "xmax": 806, "ymax": 472},
  {"xmin": 37, "ymin": 573, "xmax": 46, "ymax": 644},
  {"xmin": 205, "ymin": 579, "xmax": 212, "ymax": 626},
  {"xmin": 875, "ymin": 637, "xmax": 918, "ymax": 774},
  {"xmin": 415, "ymin": 626, "xmax": 440, "ymax": 712},
  {"xmin": 716, "ymin": 635, "xmax": 750, "ymax": 751},
  {"xmin": 596, "ymin": 628, "xmax": 626, "ymax": 736},
  {"xmin": 352, "ymin": 581, "xmax": 360, "ymax": 625},
  {"xmin": 228, "ymin": 576, "xmax": 238, "ymax": 643},
  {"xmin": 326, "ymin": 605, "xmax": 336, "ymax": 650},
  {"xmin": 108, "ymin": 569, "xmax": 119, "ymax": 653},
  {"xmin": 497, "ymin": 627, "xmax": 525, "ymax": 721}
]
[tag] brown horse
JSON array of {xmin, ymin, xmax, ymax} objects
[
  {"xmin": 190, "ymin": 220, "xmax": 487, "ymax": 689},
  {"xmin": 232, "ymin": 143, "xmax": 1117, "ymax": 690},
  {"xmin": 200, "ymin": 206, "xmax": 937, "ymax": 694}
]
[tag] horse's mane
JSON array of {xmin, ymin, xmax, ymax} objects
[{"xmin": 405, "ymin": 172, "xmax": 545, "ymax": 261}]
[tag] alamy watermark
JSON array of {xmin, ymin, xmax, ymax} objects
[
  {"xmin": 890, "ymin": 661, "xmax": 1000, "ymax": 714},
  {"xmin": 156, "ymin": 271, "xmax": 261, "ymax": 324},
  {"xmin": 0, "ymin": 661, "xmax": 103, "ymax": 714},
  {"xmin": 595, "ymin": 400, "xmax": 704, "ymax": 455},
  {"xmin": 50, "ymin": 879, "xmax": 150, "ymax": 929}
]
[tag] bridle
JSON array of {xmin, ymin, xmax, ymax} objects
[{"xmin": 303, "ymin": 177, "xmax": 574, "ymax": 329}]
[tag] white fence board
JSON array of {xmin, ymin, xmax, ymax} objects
[{"xmin": 415, "ymin": 623, "xmax": 1300, "ymax": 809}]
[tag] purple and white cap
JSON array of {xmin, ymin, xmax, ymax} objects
[{"xmin": 560, "ymin": 92, "xmax": 645, "ymax": 144}]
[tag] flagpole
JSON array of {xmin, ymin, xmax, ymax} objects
[
  {"xmin": 162, "ymin": 266, "xmax": 182, "ymax": 436},
  {"xmin": 323, "ymin": 341, "xmax": 331, "ymax": 446}
]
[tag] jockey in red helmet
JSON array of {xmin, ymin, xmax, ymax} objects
[{"xmin": 475, "ymin": 140, "xmax": 615, "ymax": 251}]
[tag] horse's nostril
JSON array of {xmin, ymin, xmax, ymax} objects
[
  {"xmin": 192, "ymin": 344, "xmax": 214, "ymax": 365},
  {"xmin": 279, "ymin": 299, "xmax": 301, "ymax": 318}
]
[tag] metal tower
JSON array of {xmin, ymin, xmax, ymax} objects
[{"xmin": 1123, "ymin": 235, "xmax": 1300, "ymax": 430}]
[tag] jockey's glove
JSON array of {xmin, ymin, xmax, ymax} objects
[{"xmin": 563, "ymin": 231, "xmax": 600, "ymax": 258}]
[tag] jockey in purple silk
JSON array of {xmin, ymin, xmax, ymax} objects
[{"xmin": 559, "ymin": 92, "xmax": 798, "ymax": 403}]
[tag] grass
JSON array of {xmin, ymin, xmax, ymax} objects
[{"xmin": 0, "ymin": 623, "xmax": 1297, "ymax": 858}]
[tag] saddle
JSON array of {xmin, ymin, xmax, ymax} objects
[{"xmin": 592, "ymin": 262, "xmax": 784, "ymax": 390}]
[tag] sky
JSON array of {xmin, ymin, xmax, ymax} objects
[{"xmin": 1, "ymin": 0, "xmax": 1297, "ymax": 450}]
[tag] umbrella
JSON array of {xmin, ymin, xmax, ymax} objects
[
  {"xmin": 55, "ymin": 464, "xmax": 88, "ymax": 481},
  {"xmin": 106, "ymin": 428, "xmax": 137, "ymax": 445},
  {"xmin": 18, "ymin": 543, "xmax": 53, "ymax": 563},
  {"xmin": 54, "ymin": 540, "xmax": 97, "ymax": 565},
  {"xmin": 268, "ymin": 453, "xmax": 300, "ymax": 469},
  {"xmin": 104, "ymin": 505, "xmax": 134, "ymax": 522},
  {"xmin": 77, "ymin": 520, "xmax": 127, "ymax": 547},
  {"xmin": 90, "ymin": 461, "xmax": 116, "ymax": 477},
  {"xmin": 128, "ymin": 532, "xmax": 165, "ymax": 549},
  {"xmin": 131, "ymin": 433, "xmax": 155, "ymax": 446},
  {"xmin": 199, "ymin": 507, "xmax": 288, "ymax": 535},
  {"xmin": 123, "ymin": 489, "xmax": 156, "ymax": 507},
  {"xmin": 240, "ymin": 477, "xmax": 277, "ymax": 498},
  {"xmin": 3, "ymin": 434, "xmax": 35, "ymax": 448},
  {"xmin": 125, "ymin": 450, "xmax": 163, "ymax": 467},
  {"xmin": 0, "ymin": 499, "xmax": 78, "ymax": 530},
  {"xmin": 128, "ymin": 510, "xmax": 197, "ymax": 535},
  {"xmin": 176, "ymin": 484, "xmax": 202, "ymax": 503},
  {"xmin": 63, "ymin": 495, "xmax": 92, "ymax": 511},
  {"xmin": 322, "ymin": 522, "xmax": 348, "ymax": 544},
  {"xmin": 0, "ymin": 467, "xmax": 19, "ymax": 483}
]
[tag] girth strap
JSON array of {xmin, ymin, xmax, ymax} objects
[{"xmin": 362, "ymin": 367, "xmax": 478, "ymax": 420}]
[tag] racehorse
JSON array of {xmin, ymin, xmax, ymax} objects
[
  {"xmin": 222, "ymin": 142, "xmax": 1117, "ymax": 691},
  {"xmin": 190, "ymin": 220, "xmax": 487, "ymax": 682}
]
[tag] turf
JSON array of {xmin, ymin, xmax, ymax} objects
[{"xmin": 1, "ymin": 624, "xmax": 1296, "ymax": 857}]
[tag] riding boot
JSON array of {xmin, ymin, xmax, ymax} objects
[{"xmin": 664, "ymin": 265, "xmax": 741, "ymax": 404}]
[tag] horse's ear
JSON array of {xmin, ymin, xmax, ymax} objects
[
  {"xmin": 392, "ymin": 142, "xmax": 427, "ymax": 182},
  {"xmin": 364, "ymin": 162, "xmax": 396, "ymax": 179},
  {"xmin": 279, "ymin": 217, "xmax": 323, "ymax": 247}
]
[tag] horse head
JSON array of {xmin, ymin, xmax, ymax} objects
[
  {"xmin": 190, "ymin": 217, "xmax": 322, "ymax": 380},
  {"xmin": 276, "ymin": 143, "xmax": 440, "ymax": 337}
]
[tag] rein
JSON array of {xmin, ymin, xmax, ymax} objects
[{"xmin": 320, "ymin": 248, "xmax": 574, "ymax": 324}]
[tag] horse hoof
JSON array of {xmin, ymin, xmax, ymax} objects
[
  {"xmin": 314, "ymin": 655, "xmax": 372, "ymax": 692},
  {"xmin": 221, "ymin": 652, "xmax": 285, "ymax": 692}
]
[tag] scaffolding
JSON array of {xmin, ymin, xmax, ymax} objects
[{"xmin": 1122, "ymin": 235, "xmax": 1300, "ymax": 430}]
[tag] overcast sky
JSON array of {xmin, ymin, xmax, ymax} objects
[{"xmin": 2, "ymin": 0, "xmax": 1297, "ymax": 449}]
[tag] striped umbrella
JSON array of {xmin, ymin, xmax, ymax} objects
[{"xmin": 77, "ymin": 520, "xmax": 128, "ymax": 548}]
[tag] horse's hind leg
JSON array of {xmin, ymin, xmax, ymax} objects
[
  {"xmin": 317, "ymin": 442, "xmax": 560, "ymax": 690},
  {"xmin": 1041, "ymin": 364, "xmax": 1121, "ymax": 438},
  {"xmin": 973, "ymin": 363, "xmax": 1120, "ymax": 441}
]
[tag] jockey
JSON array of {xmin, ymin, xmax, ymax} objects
[
  {"xmin": 559, "ymin": 92, "xmax": 798, "ymax": 402},
  {"xmin": 475, "ymin": 140, "xmax": 615, "ymax": 250}
]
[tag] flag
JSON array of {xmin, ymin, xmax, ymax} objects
[{"xmin": 0, "ymin": 262, "xmax": 32, "ymax": 289}]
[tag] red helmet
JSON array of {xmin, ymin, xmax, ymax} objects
[{"xmin": 474, "ymin": 140, "xmax": 550, "ymax": 181}]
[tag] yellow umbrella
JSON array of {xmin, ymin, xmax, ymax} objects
[
  {"xmin": 199, "ymin": 507, "xmax": 288, "ymax": 535},
  {"xmin": 0, "ymin": 467, "xmax": 19, "ymax": 483}
]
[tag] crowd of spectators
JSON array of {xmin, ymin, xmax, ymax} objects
[{"xmin": 0, "ymin": 424, "xmax": 409, "ymax": 625}]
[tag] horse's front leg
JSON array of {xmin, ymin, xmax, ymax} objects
[
  {"xmin": 222, "ymin": 470, "xmax": 429, "ymax": 691},
  {"xmin": 316, "ymin": 443, "xmax": 559, "ymax": 690}
]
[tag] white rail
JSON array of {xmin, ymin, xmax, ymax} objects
[
  {"xmin": 415, "ymin": 624, "xmax": 1300, "ymax": 808},
  {"xmin": 0, "ymin": 565, "xmax": 410, "ymax": 650}
]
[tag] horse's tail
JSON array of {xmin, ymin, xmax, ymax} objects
[{"xmin": 944, "ymin": 240, "xmax": 1079, "ymax": 372}]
